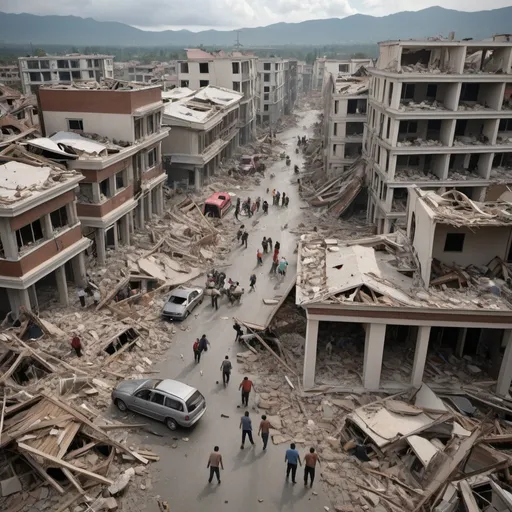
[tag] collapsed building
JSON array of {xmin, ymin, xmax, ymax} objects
[
  {"xmin": 297, "ymin": 187, "xmax": 512, "ymax": 398},
  {"xmin": 365, "ymin": 35, "xmax": 512, "ymax": 234},
  {"xmin": 312, "ymin": 57, "xmax": 374, "ymax": 91},
  {"xmin": 162, "ymin": 85, "xmax": 243, "ymax": 189}
]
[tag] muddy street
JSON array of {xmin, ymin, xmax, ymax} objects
[{"xmin": 109, "ymin": 110, "xmax": 330, "ymax": 512}]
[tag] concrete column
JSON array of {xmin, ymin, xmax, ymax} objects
[
  {"xmin": 303, "ymin": 318, "xmax": 319, "ymax": 389},
  {"xmin": 7, "ymin": 288, "xmax": 31, "ymax": 317},
  {"xmin": 120, "ymin": 214, "xmax": 130, "ymax": 245},
  {"xmin": 146, "ymin": 191, "xmax": 153, "ymax": 219},
  {"xmin": 194, "ymin": 168, "xmax": 201, "ymax": 190},
  {"xmin": 41, "ymin": 214, "xmax": 53, "ymax": 238},
  {"xmin": 159, "ymin": 185, "xmax": 165, "ymax": 216},
  {"xmin": 113, "ymin": 223, "xmax": 119, "ymax": 250},
  {"xmin": 497, "ymin": 330, "xmax": 512, "ymax": 396},
  {"xmin": 28, "ymin": 285, "xmax": 39, "ymax": 313},
  {"xmin": 95, "ymin": 228, "xmax": 106, "ymax": 265},
  {"xmin": 138, "ymin": 196, "xmax": 145, "ymax": 228},
  {"xmin": 455, "ymin": 328, "xmax": 467, "ymax": 358},
  {"xmin": 71, "ymin": 252, "xmax": 87, "ymax": 287},
  {"xmin": 363, "ymin": 323, "xmax": 386, "ymax": 390},
  {"xmin": 411, "ymin": 326, "xmax": 431, "ymax": 388},
  {"xmin": 55, "ymin": 265, "xmax": 69, "ymax": 306}
]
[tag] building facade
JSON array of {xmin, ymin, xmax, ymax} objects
[
  {"xmin": 162, "ymin": 86, "xmax": 242, "ymax": 189},
  {"xmin": 323, "ymin": 75, "xmax": 368, "ymax": 177},
  {"xmin": 365, "ymin": 37, "xmax": 512, "ymax": 234},
  {"xmin": 18, "ymin": 55, "xmax": 114, "ymax": 95},
  {"xmin": 313, "ymin": 58, "xmax": 373, "ymax": 91},
  {"xmin": 126, "ymin": 62, "xmax": 178, "ymax": 89},
  {"xmin": 0, "ymin": 65, "xmax": 21, "ymax": 89},
  {"xmin": 37, "ymin": 83, "xmax": 169, "ymax": 265},
  {"xmin": 256, "ymin": 58, "xmax": 293, "ymax": 127},
  {"xmin": 298, "ymin": 62, "xmax": 313, "ymax": 95},
  {"xmin": 0, "ymin": 157, "xmax": 89, "ymax": 317},
  {"xmin": 177, "ymin": 50, "xmax": 257, "ymax": 145}
]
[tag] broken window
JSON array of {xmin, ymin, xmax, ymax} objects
[
  {"xmin": 338, "ymin": 64, "xmax": 349, "ymax": 73},
  {"xmin": 264, "ymin": 73, "xmax": 270, "ymax": 82},
  {"xmin": 499, "ymin": 119, "xmax": 512, "ymax": 132},
  {"xmin": 444, "ymin": 233, "xmax": 465, "ymax": 252},
  {"xmin": 180, "ymin": 62, "xmax": 189, "ymax": 73},
  {"xmin": 57, "ymin": 60, "xmax": 69, "ymax": 68},
  {"xmin": 334, "ymin": 101, "xmax": 339, "ymax": 114},
  {"xmin": 147, "ymin": 147, "xmax": 157, "ymax": 168},
  {"xmin": 199, "ymin": 80, "xmax": 209, "ymax": 87},
  {"xmin": 460, "ymin": 83, "xmax": 479, "ymax": 102},
  {"xmin": 264, "ymin": 63, "xmax": 271, "ymax": 71},
  {"xmin": 454, "ymin": 119, "xmax": 467, "ymax": 136},
  {"xmin": 116, "ymin": 171, "xmax": 126, "ymax": 190},
  {"xmin": 69, "ymin": 60, "xmax": 80, "ymax": 68},
  {"xmin": 147, "ymin": 114, "xmax": 154, "ymax": 135},
  {"xmin": 88, "ymin": 70, "xmax": 95, "ymax": 78},
  {"xmin": 29, "ymin": 72, "xmax": 40, "ymax": 82},
  {"xmin": 263, "ymin": 105, "xmax": 269, "ymax": 112},
  {"xmin": 333, "ymin": 123, "xmax": 337, "ymax": 136},
  {"xmin": 426, "ymin": 84, "xmax": 437, "ymax": 99},
  {"xmin": 264, "ymin": 94, "xmax": 269, "ymax": 101},
  {"xmin": 103, "ymin": 328, "xmax": 139, "ymax": 355},
  {"xmin": 180, "ymin": 80, "xmax": 189, "ymax": 87},
  {"xmin": 27, "ymin": 60, "xmax": 39, "ymax": 70},
  {"xmin": 78, "ymin": 183, "xmax": 94, "ymax": 203},
  {"xmin": 134, "ymin": 118, "xmax": 142, "ymax": 140},
  {"xmin": 232, "ymin": 62, "xmax": 240, "ymax": 74},
  {"xmin": 67, "ymin": 119, "xmax": 83, "ymax": 131},
  {"xmin": 99, "ymin": 178, "xmax": 111, "ymax": 199},
  {"xmin": 199, "ymin": 62, "xmax": 209, "ymax": 74},
  {"xmin": 41, "ymin": 72, "xmax": 51, "ymax": 81},
  {"xmin": 398, "ymin": 121, "xmax": 418, "ymax": 134},
  {"xmin": 71, "ymin": 71, "xmax": 80, "ymax": 80},
  {"xmin": 50, "ymin": 206, "xmax": 69, "ymax": 230},
  {"xmin": 16, "ymin": 219, "xmax": 44, "ymax": 251},
  {"xmin": 94, "ymin": 59, "xmax": 100, "ymax": 67},
  {"xmin": 401, "ymin": 83, "xmax": 415, "ymax": 100},
  {"xmin": 232, "ymin": 81, "xmax": 240, "ymax": 91}
]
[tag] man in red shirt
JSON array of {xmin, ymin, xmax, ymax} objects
[
  {"xmin": 239, "ymin": 376, "xmax": 255, "ymax": 407},
  {"xmin": 71, "ymin": 335, "xmax": 82, "ymax": 357}
]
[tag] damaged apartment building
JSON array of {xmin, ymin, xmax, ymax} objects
[
  {"xmin": 313, "ymin": 57, "xmax": 374, "ymax": 91},
  {"xmin": 162, "ymin": 85, "xmax": 243, "ymax": 189},
  {"xmin": 364, "ymin": 35, "xmax": 512, "ymax": 234},
  {"xmin": 256, "ymin": 58, "xmax": 298, "ymax": 127},
  {"xmin": 297, "ymin": 186, "xmax": 512, "ymax": 399},
  {"xmin": 323, "ymin": 73, "xmax": 368, "ymax": 177},
  {"xmin": 31, "ymin": 81, "xmax": 169, "ymax": 265},
  {"xmin": 177, "ymin": 49, "xmax": 257, "ymax": 145}
]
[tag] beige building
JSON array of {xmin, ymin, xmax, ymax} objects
[
  {"xmin": 298, "ymin": 187, "xmax": 512, "ymax": 396},
  {"xmin": 313, "ymin": 58, "xmax": 373, "ymax": 91},
  {"xmin": 177, "ymin": 49, "xmax": 257, "ymax": 145},
  {"xmin": 36, "ymin": 82, "xmax": 169, "ymax": 265},
  {"xmin": 162, "ymin": 86, "xmax": 242, "ymax": 189},
  {"xmin": 0, "ymin": 65, "xmax": 21, "ymax": 89},
  {"xmin": 0, "ymin": 150, "xmax": 89, "ymax": 317},
  {"xmin": 365, "ymin": 37, "xmax": 512, "ymax": 234}
]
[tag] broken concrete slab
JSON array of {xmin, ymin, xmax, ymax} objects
[{"xmin": 108, "ymin": 468, "xmax": 135, "ymax": 496}]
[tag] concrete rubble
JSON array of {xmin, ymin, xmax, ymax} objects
[
  {"xmin": 396, "ymin": 138, "xmax": 443, "ymax": 147},
  {"xmin": 399, "ymin": 99, "xmax": 447, "ymax": 111}
]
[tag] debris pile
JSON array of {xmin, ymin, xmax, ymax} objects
[
  {"xmin": 458, "ymin": 102, "xmax": 489, "ymax": 111},
  {"xmin": 397, "ymin": 138, "xmax": 443, "ymax": 147},
  {"xmin": 395, "ymin": 168, "xmax": 439, "ymax": 181},
  {"xmin": 399, "ymin": 99, "xmax": 447, "ymax": 111},
  {"xmin": 454, "ymin": 135, "xmax": 491, "ymax": 146}
]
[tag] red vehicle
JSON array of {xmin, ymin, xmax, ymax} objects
[{"xmin": 203, "ymin": 192, "xmax": 232, "ymax": 218}]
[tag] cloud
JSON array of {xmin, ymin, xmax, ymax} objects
[{"xmin": 1, "ymin": 0, "xmax": 510, "ymax": 29}]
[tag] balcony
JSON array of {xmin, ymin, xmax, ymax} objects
[
  {"xmin": 77, "ymin": 184, "xmax": 134, "ymax": 218},
  {"xmin": 396, "ymin": 119, "xmax": 447, "ymax": 147},
  {"xmin": 0, "ymin": 225, "xmax": 82, "ymax": 278},
  {"xmin": 490, "ymin": 152, "xmax": 512, "ymax": 181},
  {"xmin": 453, "ymin": 119, "xmax": 496, "ymax": 146},
  {"xmin": 394, "ymin": 154, "xmax": 445, "ymax": 182},
  {"xmin": 399, "ymin": 82, "xmax": 452, "ymax": 112},
  {"xmin": 142, "ymin": 163, "xmax": 164, "ymax": 183}
]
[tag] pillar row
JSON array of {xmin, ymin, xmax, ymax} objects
[
  {"xmin": 303, "ymin": 318, "xmax": 319, "ymax": 389},
  {"xmin": 411, "ymin": 326, "xmax": 431, "ymax": 388},
  {"xmin": 363, "ymin": 323, "xmax": 386, "ymax": 390}
]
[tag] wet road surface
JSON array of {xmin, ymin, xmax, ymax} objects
[{"xmin": 111, "ymin": 110, "xmax": 330, "ymax": 512}]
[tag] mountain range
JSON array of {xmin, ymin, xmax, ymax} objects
[{"xmin": 0, "ymin": 7, "xmax": 511, "ymax": 47}]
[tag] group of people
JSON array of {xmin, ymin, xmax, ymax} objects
[
  {"xmin": 270, "ymin": 189, "xmax": 289, "ymax": 208},
  {"xmin": 297, "ymin": 135, "xmax": 308, "ymax": 146},
  {"xmin": 234, "ymin": 196, "xmax": 263, "ymax": 220}
]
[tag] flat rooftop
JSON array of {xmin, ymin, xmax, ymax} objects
[
  {"xmin": 39, "ymin": 80, "xmax": 161, "ymax": 92},
  {"xmin": 185, "ymin": 49, "xmax": 255, "ymax": 60},
  {"xmin": 333, "ymin": 77, "xmax": 369, "ymax": 95},
  {"xmin": 19, "ymin": 54, "xmax": 113, "ymax": 59}
]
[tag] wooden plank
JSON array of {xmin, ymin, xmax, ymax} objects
[
  {"xmin": 56, "ymin": 421, "xmax": 81, "ymax": 459},
  {"xmin": 62, "ymin": 467, "xmax": 86, "ymax": 495},
  {"xmin": 458, "ymin": 480, "xmax": 479, "ymax": 512},
  {"xmin": 63, "ymin": 441, "xmax": 98, "ymax": 461},
  {"xmin": 22, "ymin": 451, "xmax": 66, "ymax": 494},
  {"xmin": 18, "ymin": 442, "xmax": 114, "ymax": 485},
  {"xmin": 0, "ymin": 394, "xmax": 6, "ymax": 445},
  {"xmin": 95, "ymin": 276, "xmax": 130, "ymax": 311}
]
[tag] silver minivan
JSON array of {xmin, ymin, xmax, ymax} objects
[{"xmin": 111, "ymin": 378, "xmax": 206, "ymax": 430}]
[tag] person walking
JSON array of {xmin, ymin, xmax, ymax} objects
[
  {"xmin": 237, "ymin": 228, "xmax": 243, "ymax": 243},
  {"xmin": 251, "ymin": 202, "xmax": 257, "ymax": 217},
  {"xmin": 275, "ymin": 190, "xmax": 281, "ymax": 206},
  {"xmin": 281, "ymin": 192, "xmax": 286, "ymax": 207},
  {"xmin": 198, "ymin": 334, "xmax": 210, "ymax": 360},
  {"xmin": 285, "ymin": 443, "xmax": 301, "ymax": 483},
  {"xmin": 268, "ymin": 237, "xmax": 273, "ymax": 251},
  {"xmin": 278, "ymin": 257, "xmax": 288, "ymax": 278},
  {"xmin": 193, "ymin": 338, "xmax": 201, "ymax": 363},
  {"xmin": 272, "ymin": 189, "xmax": 276, "ymax": 205},
  {"xmin": 262, "ymin": 237, "xmax": 268, "ymax": 254},
  {"xmin": 207, "ymin": 446, "xmax": 223, "ymax": 484},
  {"xmin": 71, "ymin": 335, "xmax": 82, "ymax": 357},
  {"xmin": 303, "ymin": 447, "xmax": 320, "ymax": 487},
  {"xmin": 220, "ymin": 356, "xmax": 232, "ymax": 385},
  {"xmin": 239, "ymin": 376, "xmax": 254, "ymax": 407},
  {"xmin": 270, "ymin": 252, "xmax": 279, "ymax": 274},
  {"xmin": 77, "ymin": 288, "xmax": 86, "ymax": 307},
  {"xmin": 234, "ymin": 204, "xmax": 240, "ymax": 221},
  {"xmin": 241, "ymin": 230, "xmax": 249, "ymax": 249},
  {"xmin": 256, "ymin": 249, "xmax": 263, "ymax": 266},
  {"xmin": 258, "ymin": 414, "xmax": 275, "ymax": 450},
  {"xmin": 249, "ymin": 273, "xmax": 257, "ymax": 292},
  {"xmin": 285, "ymin": 196, "xmax": 289, "ymax": 208},
  {"xmin": 275, "ymin": 241, "xmax": 280, "ymax": 252},
  {"xmin": 211, "ymin": 288, "xmax": 220, "ymax": 310},
  {"xmin": 262, "ymin": 200, "xmax": 269, "ymax": 214},
  {"xmin": 256, "ymin": 196, "xmax": 261, "ymax": 212},
  {"xmin": 240, "ymin": 411, "xmax": 255, "ymax": 449},
  {"xmin": 233, "ymin": 320, "xmax": 243, "ymax": 341}
]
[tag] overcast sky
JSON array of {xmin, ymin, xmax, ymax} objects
[{"xmin": 2, "ymin": 1, "xmax": 511, "ymax": 31}]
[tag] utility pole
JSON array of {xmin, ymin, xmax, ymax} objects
[{"xmin": 234, "ymin": 31, "xmax": 242, "ymax": 50}]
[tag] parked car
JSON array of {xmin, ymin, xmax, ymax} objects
[
  {"xmin": 162, "ymin": 286, "xmax": 203, "ymax": 320},
  {"xmin": 238, "ymin": 154, "xmax": 264, "ymax": 174},
  {"xmin": 112, "ymin": 378, "xmax": 207, "ymax": 430}
]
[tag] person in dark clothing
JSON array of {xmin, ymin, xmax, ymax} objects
[
  {"xmin": 193, "ymin": 338, "xmax": 200, "ymax": 363},
  {"xmin": 275, "ymin": 241, "xmax": 280, "ymax": 251},
  {"xmin": 237, "ymin": 228, "xmax": 243, "ymax": 242},
  {"xmin": 207, "ymin": 446, "xmax": 223, "ymax": 484},
  {"xmin": 240, "ymin": 411, "xmax": 255, "ymax": 449},
  {"xmin": 285, "ymin": 196, "xmax": 289, "ymax": 207},
  {"xmin": 281, "ymin": 192, "xmax": 286, "ymax": 206},
  {"xmin": 255, "ymin": 197, "xmax": 261, "ymax": 212},
  {"xmin": 211, "ymin": 288, "xmax": 220, "ymax": 310},
  {"xmin": 303, "ymin": 447, "xmax": 320, "ymax": 487},
  {"xmin": 268, "ymin": 237, "xmax": 273, "ymax": 251},
  {"xmin": 241, "ymin": 231, "xmax": 249, "ymax": 248},
  {"xmin": 233, "ymin": 321, "xmax": 244, "ymax": 341},
  {"xmin": 220, "ymin": 356, "xmax": 232, "ymax": 385},
  {"xmin": 198, "ymin": 334, "xmax": 210, "ymax": 361},
  {"xmin": 262, "ymin": 237, "xmax": 268, "ymax": 253},
  {"xmin": 234, "ymin": 205, "xmax": 240, "ymax": 221},
  {"xmin": 285, "ymin": 443, "xmax": 301, "ymax": 483},
  {"xmin": 262, "ymin": 200, "xmax": 269, "ymax": 214},
  {"xmin": 71, "ymin": 335, "xmax": 82, "ymax": 357},
  {"xmin": 249, "ymin": 273, "xmax": 257, "ymax": 292}
]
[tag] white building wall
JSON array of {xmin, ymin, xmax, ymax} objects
[{"xmin": 43, "ymin": 112, "xmax": 134, "ymax": 142}]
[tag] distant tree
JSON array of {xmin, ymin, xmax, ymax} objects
[{"xmin": 34, "ymin": 48, "xmax": 46, "ymax": 57}]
